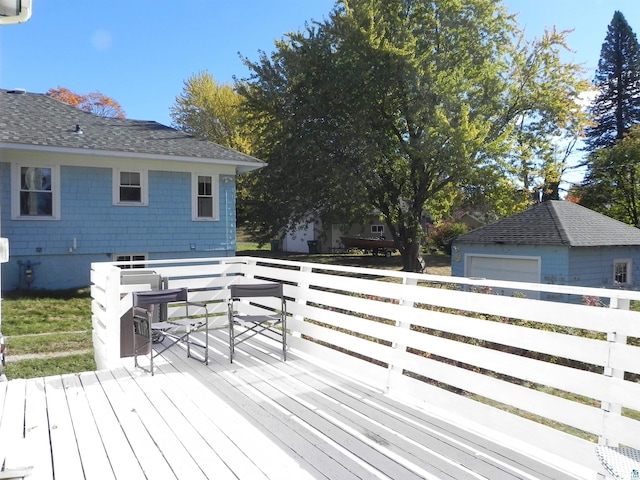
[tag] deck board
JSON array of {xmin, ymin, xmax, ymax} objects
[
  {"xmin": 79, "ymin": 371, "xmax": 147, "ymax": 480},
  {"xmin": 60, "ymin": 373, "xmax": 116, "ymax": 480},
  {"xmin": 0, "ymin": 380, "xmax": 29, "ymax": 473},
  {"xmin": 0, "ymin": 330, "xmax": 586, "ymax": 479},
  {"xmin": 195, "ymin": 335, "xmax": 560, "ymax": 480},
  {"xmin": 94, "ymin": 369, "xmax": 180, "ymax": 479},
  {"xmin": 162, "ymin": 345, "xmax": 397, "ymax": 480},
  {"xmin": 44, "ymin": 375, "xmax": 85, "ymax": 478},
  {"xmin": 158, "ymin": 353, "xmax": 337, "ymax": 479},
  {"xmin": 132, "ymin": 368, "xmax": 253, "ymax": 480},
  {"xmin": 24, "ymin": 378, "xmax": 53, "ymax": 480},
  {"xmin": 199, "ymin": 348, "xmax": 439, "ymax": 479}
]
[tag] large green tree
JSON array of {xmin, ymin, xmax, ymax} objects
[
  {"xmin": 579, "ymin": 125, "xmax": 640, "ymax": 225},
  {"xmin": 239, "ymin": 0, "xmax": 587, "ymax": 271},
  {"xmin": 170, "ymin": 71, "xmax": 252, "ymax": 154}
]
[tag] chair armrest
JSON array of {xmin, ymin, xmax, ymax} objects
[
  {"xmin": 133, "ymin": 306, "xmax": 150, "ymax": 320},
  {"xmin": 187, "ymin": 301, "xmax": 208, "ymax": 309}
]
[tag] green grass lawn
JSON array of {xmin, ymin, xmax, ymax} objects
[{"xmin": 2, "ymin": 288, "xmax": 95, "ymax": 379}]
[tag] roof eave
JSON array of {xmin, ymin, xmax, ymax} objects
[{"xmin": 0, "ymin": 143, "xmax": 266, "ymax": 171}]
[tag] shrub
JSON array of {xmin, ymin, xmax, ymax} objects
[{"xmin": 429, "ymin": 220, "xmax": 468, "ymax": 254}]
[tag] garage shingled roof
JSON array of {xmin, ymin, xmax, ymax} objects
[
  {"xmin": 0, "ymin": 88, "xmax": 264, "ymax": 170},
  {"xmin": 453, "ymin": 200, "xmax": 640, "ymax": 247}
]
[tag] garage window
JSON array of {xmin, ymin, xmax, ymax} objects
[{"xmin": 614, "ymin": 259, "xmax": 632, "ymax": 285}]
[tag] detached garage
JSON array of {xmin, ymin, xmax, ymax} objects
[{"xmin": 451, "ymin": 200, "xmax": 640, "ymax": 299}]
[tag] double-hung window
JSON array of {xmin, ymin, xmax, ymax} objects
[
  {"xmin": 192, "ymin": 173, "xmax": 218, "ymax": 220},
  {"xmin": 614, "ymin": 259, "xmax": 632, "ymax": 285},
  {"xmin": 12, "ymin": 164, "xmax": 60, "ymax": 220},
  {"xmin": 113, "ymin": 168, "xmax": 147, "ymax": 205}
]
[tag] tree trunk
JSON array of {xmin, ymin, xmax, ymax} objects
[{"xmin": 401, "ymin": 240, "xmax": 425, "ymax": 273}]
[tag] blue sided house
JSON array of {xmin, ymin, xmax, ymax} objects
[
  {"xmin": 0, "ymin": 88, "xmax": 265, "ymax": 290},
  {"xmin": 451, "ymin": 200, "xmax": 640, "ymax": 298}
]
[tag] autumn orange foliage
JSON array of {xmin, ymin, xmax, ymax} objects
[{"xmin": 46, "ymin": 86, "xmax": 126, "ymax": 118}]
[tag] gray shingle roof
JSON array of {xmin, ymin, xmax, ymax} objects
[
  {"xmin": 453, "ymin": 200, "xmax": 640, "ymax": 247},
  {"xmin": 0, "ymin": 89, "xmax": 265, "ymax": 170}
]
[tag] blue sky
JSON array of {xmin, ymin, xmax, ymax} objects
[
  {"xmin": 2, "ymin": 0, "xmax": 639, "ymax": 126},
  {"xmin": 1, "ymin": 0, "xmax": 639, "ymax": 187}
]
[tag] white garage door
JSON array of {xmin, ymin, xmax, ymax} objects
[{"xmin": 466, "ymin": 255, "xmax": 541, "ymax": 297}]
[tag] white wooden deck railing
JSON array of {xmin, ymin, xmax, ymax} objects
[{"xmin": 91, "ymin": 255, "xmax": 640, "ymax": 471}]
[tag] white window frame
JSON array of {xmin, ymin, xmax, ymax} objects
[
  {"xmin": 371, "ymin": 224, "xmax": 384, "ymax": 234},
  {"xmin": 112, "ymin": 168, "xmax": 148, "ymax": 206},
  {"xmin": 613, "ymin": 258, "xmax": 632, "ymax": 285},
  {"xmin": 11, "ymin": 163, "xmax": 60, "ymax": 220},
  {"xmin": 192, "ymin": 172, "xmax": 219, "ymax": 221},
  {"xmin": 114, "ymin": 253, "xmax": 148, "ymax": 269}
]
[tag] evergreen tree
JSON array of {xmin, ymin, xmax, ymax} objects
[
  {"xmin": 584, "ymin": 11, "xmax": 640, "ymax": 151},
  {"xmin": 580, "ymin": 11, "xmax": 640, "ymax": 222}
]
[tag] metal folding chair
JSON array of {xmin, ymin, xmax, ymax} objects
[
  {"xmin": 132, "ymin": 287, "xmax": 209, "ymax": 374},
  {"xmin": 227, "ymin": 282, "xmax": 287, "ymax": 363}
]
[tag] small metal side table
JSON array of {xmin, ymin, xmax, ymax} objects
[{"xmin": 596, "ymin": 445, "xmax": 640, "ymax": 479}]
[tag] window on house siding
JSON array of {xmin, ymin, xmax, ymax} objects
[
  {"xmin": 614, "ymin": 259, "xmax": 632, "ymax": 285},
  {"xmin": 115, "ymin": 254, "xmax": 147, "ymax": 269},
  {"xmin": 12, "ymin": 164, "xmax": 60, "ymax": 220},
  {"xmin": 371, "ymin": 224, "xmax": 384, "ymax": 234},
  {"xmin": 113, "ymin": 169, "xmax": 147, "ymax": 205},
  {"xmin": 192, "ymin": 173, "xmax": 218, "ymax": 220},
  {"xmin": 120, "ymin": 172, "xmax": 141, "ymax": 202}
]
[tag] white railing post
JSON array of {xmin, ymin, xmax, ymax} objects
[
  {"xmin": 292, "ymin": 265, "xmax": 313, "ymax": 340},
  {"xmin": 600, "ymin": 295, "xmax": 630, "ymax": 446},
  {"xmin": 241, "ymin": 257, "xmax": 258, "ymax": 280},
  {"xmin": 386, "ymin": 276, "xmax": 416, "ymax": 394},
  {"xmin": 104, "ymin": 266, "xmax": 123, "ymax": 369},
  {"xmin": 91, "ymin": 263, "xmax": 122, "ymax": 370}
]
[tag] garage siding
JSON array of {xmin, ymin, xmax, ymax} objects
[{"xmin": 568, "ymin": 246, "xmax": 640, "ymax": 289}]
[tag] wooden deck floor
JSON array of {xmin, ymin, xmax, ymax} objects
[{"xmin": 0, "ymin": 332, "xmax": 588, "ymax": 480}]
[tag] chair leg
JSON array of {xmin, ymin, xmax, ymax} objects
[
  {"xmin": 283, "ymin": 320, "xmax": 287, "ymax": 362},
  {"xmin": 229, "ymin": 320, "xmax": 234, "ymax": 363},
  {"xmin": 133, "ymin": 325, "xmax": 154, "ymax": 375},
  {"xmin": 205, "ymin": 322, "xmax": 209, "ymax": 365}
]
